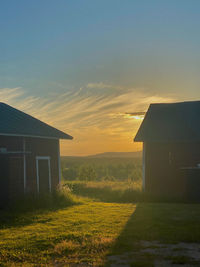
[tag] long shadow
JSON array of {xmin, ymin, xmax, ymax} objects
[
  {"xmin": 105, "ymin": 202, "xmax": 200, "ymax": 266},
  {"xmin": 0, "ymin": 202, "xmax": 81, "ymax": 230}
]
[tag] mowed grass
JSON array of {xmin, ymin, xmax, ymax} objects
[
  {"xmin": 1, "ymin": 198, "xmax": 200, "ymax": 266},
  {"xmin": 0, "ymin": 200, "xmax": 134, "ymax": 266}
]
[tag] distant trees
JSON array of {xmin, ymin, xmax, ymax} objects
[
  {"xmin": 78, "ymin": 165, "xmax": 97, "ymax": 181},
  {"xmin": 62, "ymin": 167, "xmax": 77, "ymax": 181},
  {"xmin": 61, "ymin": 157, "xmax": 142, "ymax": 182}
]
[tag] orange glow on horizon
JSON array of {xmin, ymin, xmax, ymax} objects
[{"xmin": 60, "ymin": 139, "xmax": 143, "ymax": 156}]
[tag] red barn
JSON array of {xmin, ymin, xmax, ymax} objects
[
  {"xmin": 134, "ymin": 101, "xmax": 200, "ymax": 200},
  {"xmin": 0, "ymin": 103, "xmax": 72, "ymax": 203}
]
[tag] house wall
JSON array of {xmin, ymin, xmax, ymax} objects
[
  {"xmin": 0, "ymin": 136, "xmax": 24, "ymax": 200},
  {"xmin": 0, "ymin": 135, "xmax": 23, "ymax": 150},
  {"xmin": 145, "ymin": 142, "xmax": 200, "ymax": 198},
  {"xmin": 25, "ymin": 137, "xmax": 59, "ymax": 194},
  {"xmin": 0, "ymin": 136, "xmax": 60, "ymax": 201},
  {"xmin": 0, "ymin": 155, "xmax": 10, "ymax": 206}
]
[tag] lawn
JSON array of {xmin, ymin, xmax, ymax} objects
[
  {"xmin": 0, "ymin": 200, "xmax": 134, "ymax": 266},
  {"xmin": 1, "ymin": 197, "xmax": 200, "ymax": 266}
]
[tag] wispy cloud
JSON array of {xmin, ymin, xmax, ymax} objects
[
  {"xmin": 0, "ymin": 85, "xmax": 177, "ymax": 155},
  {"xmin": 86, "ymin": 82, "xmax": 113, "ymax": 89}
]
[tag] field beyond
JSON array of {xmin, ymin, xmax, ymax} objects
[{"xmin": 1, "ymin": 196, "xmax": 200, "ymax": 266}]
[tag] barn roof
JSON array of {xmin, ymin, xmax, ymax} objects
[
  {"xmin": 0, "ymin": 103, "xmax": 73, "ymax": 140},
  {"xmin": 134, "ymin": 101, "xmax": 200, "ymax": 142}
]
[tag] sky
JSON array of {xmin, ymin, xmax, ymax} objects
[{"xmin": 1, "ymin": 0, "xmax": 200, "ymax": 156}]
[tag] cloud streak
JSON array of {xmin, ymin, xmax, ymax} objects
[{"xmin": 0, "ymin": 84, "xmax": 177, "ymax": 155}]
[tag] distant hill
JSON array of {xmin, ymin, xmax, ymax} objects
[{"xmin": 86, "ymin": 151, "xmax": 142, "ymax": 158}]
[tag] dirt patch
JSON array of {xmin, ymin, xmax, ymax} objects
[{"xmin": 107, "ymin": 241, "xmax": 200, "ymax": 266}]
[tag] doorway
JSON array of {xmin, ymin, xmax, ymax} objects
[{"xmin": 36, "ymin": 156, "xmax": 51, "ymax": 193}]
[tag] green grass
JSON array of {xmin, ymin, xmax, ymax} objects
[
  {"xmin": 64, "ymin": 180, "xmax": 189, "ymax": 203},
  {"xmin": 0, "ymin": 200, "xmax": 134, "ymax": 266},
  {"xmin": 1, "ymin": 198, "xmax": 200, "ymax": 266},
  {"xmin": 65, "ymin": 180, "xmax": 142, "ymax": 203},
  {"xmin": 8, "ymin": 186, "xmax": 78, "ymax": 213},
  {"xmin": 165, "ymin": 255, "xmax": 196, "ymax": 265}
]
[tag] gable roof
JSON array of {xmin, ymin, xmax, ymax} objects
[
  {"xmin": 0, "ymin": 103, "xmax": 73, "ymax": 140},
  {"xmin": 134, "ymin": 101, "xmax": 200, "ymax": 142}
]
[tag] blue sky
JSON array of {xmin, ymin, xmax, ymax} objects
[{"xmin": 1, "ymin": 1, "xmax": 200, "ymax": 155}]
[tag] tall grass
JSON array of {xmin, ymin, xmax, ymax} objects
[
  {"xmin": 65, "ymin": 181, "xmax": 190, "ymax": 203},
  {"xmin": 8, "ymin": 186, "xmax": 79, "ymax": 213},
  {"xmin": 65, "ymin": 180, "xmax": 143, "ymax": 203}
]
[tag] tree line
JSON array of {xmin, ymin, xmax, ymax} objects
[{"xmin": 61, "ymin": 157, "xmax": 142, "ymax": 182}]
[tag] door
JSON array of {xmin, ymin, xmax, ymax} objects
[
  {"xmin": 36, "ymin": 157, "xmax": 51, "ymax": 193},
  {"xmin": 0, "ymin": 155, "xmax": 9, "ymax": 205}
]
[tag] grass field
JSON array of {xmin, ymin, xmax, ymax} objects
[
  {"xmin": 1, "ymin": 192, "xmax": 200, "ymax": 266},
  {"xmin": 65, "ymin": 180, "xmax": 142, "ymax": 203}
]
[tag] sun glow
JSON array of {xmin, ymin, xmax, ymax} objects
[
  {"xmin": 124, "ymin": 113, "xmax": 145, "ymax": 120},
  {"xmin": 131, "ymin": 115, "xmax": 144, "ymax": 120}
]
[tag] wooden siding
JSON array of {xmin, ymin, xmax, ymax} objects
[
  {"xmin": 9, "ymin": 156, "xmax": 24, "ymax": 198},
  {"xmin": 0, "ymin": 136, "xmax": 60, "ymax": 201},
  {"xmin": 25, "ymin": 137, "xmax": 59, "ymax": 194},
  {"xmin": 0, "ymin": 155, "xmax": 9, "ymax": 206},
  {"xmin": 145, "ymin": 142, "xmax": 200, "ymax": 198},
  {"xmin": 0, "ymin": 135, "xmax": 23, "ymax": 151}
]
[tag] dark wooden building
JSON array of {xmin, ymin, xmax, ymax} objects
[
  {"xmin": 0, "ymin": 103, "xmax": 72, "ymax": 203},
  {"xmin": 134, "ymin": 101, "xmax": 200, "ymax": 200}
]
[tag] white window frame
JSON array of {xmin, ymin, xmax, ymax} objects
[{"xmin": 36, "ymin": 156, "xmax": 51, "ymax": 193}]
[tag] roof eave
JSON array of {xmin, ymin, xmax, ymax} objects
[
  {"xmin": 61, "ymin": 134, "xmax": 73, "ymax": 140},
  {"xmin": 0, "ymin": 132, "xmax": 73, "ymax": 140}
]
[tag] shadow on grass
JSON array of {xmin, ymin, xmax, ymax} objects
[
  {"xmin": 0, "ymin": 192, "xmax": 81, "ymax": 230},
  {"xmin": 105, "ymin": 202, "xmax": 200, "ymax": 266}
]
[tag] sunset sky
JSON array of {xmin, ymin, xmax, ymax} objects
[{"xmin": 1, "ymin": 1, "xmax": 200, "ymax": 155}]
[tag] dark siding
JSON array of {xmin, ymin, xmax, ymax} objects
[
  {"xmin": 145, "ymin": 142, "xmax": 200, "ymax": 198},
  {"xmin": 0, "ymin": 136, "xmax": 24, "ymax": 202},
  {"xmin": 0, "ymin": 135, "xmax": 60, "ymax": 200},
  {"xmin": 25, "ymin": 137, "xmax": 59, "ymax": 194},
  {"xmin": 0, "ymin": 135, "xmax": 23, "ymax": 151},
  {"xmin": 9, "ymin": 156, "xmax": 24, "ymax": 198},
  {"xmin": 0, "ymin": 155, "xmax": 9, "ymax": 206}
]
